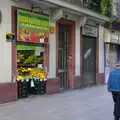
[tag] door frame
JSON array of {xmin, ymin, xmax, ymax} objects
[
  {"xmin": 58, "ymin": 25, "xmax": 69, "ymax": 89},
  {"xmin": 80, "ymin": 27, "xmax": 99, "ymax": 86},
  {"xmin": 56, "ymin": 18, "xmax": 75, "ymax": 89}
]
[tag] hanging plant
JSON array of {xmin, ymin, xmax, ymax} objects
[
  {"xmin": 106, "ymin": 0, "xmax": 113, "ymax": 17},
  {"xmin": 100, "ymin": 0, "xmax": 106, "ymax": 14},
  {"xmin": 100, "ymin": 0, "xmax": 114, "ymax": 28},
  {"xmin": 100, "ymin": 0, "xmax": 113, "ymax": 16}
]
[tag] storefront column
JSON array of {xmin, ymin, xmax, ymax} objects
[
  {"xmin": 0, "ymin": 0, "xmax": 31, "ymax": 103},
  {"xmin": 74, "ymin": 19, "xmax": 81, "ymax": 88},
  {"xmin": 46, "ymin": 21, "xmax": 60, "ymax": 94},
  {"xmin": 97, "ymin": 25, "xmax": 105, "ymax": 84},
  {"xmin": 0, "ymin": 0, "xmax": 12, "ymax": 83},
  {"xmin": 0, "ymin": 0, "xmax": 16, "ymax": 103}
]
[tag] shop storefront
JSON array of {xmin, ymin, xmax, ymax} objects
[
  {"xmin": 0, "ymin": 0, "xmax": 108, "ymax": 103},
  {"xmin": 14, "ymin": 9, "xmax": 49, "ymax": 98}
]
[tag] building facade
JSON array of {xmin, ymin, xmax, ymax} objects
[
  {"xmin": 104, "ymin": 29, "xmax": 120, "ymax": 83},
  {"xmin": 0, "ymin": 0, "xmax": 108, "ymax": 103},
  {"xmin": 104, "ymin": 0, "xmax": 120, "ymax": 83}
]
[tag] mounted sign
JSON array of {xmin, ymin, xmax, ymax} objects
[
  {"xmin": 6, "ymin": 32, "xmax": 15, "ymax": 42},
  {"xmin": 17, "ymin": 10, "xmax": 49, "ymax": 44},
  {"xmin": 49, "ymin": 26, "xmax": 56, "ymax": 33},
  {"xmin": 82, "ymin": 25, "xmax": 98, "ymax": 37},
  {"xmin": 111, "ymin": 31, "xmax": 119, "ymax": 44},
  {"xmin": 104, "ymin": 30, "xmax": 120, "ymax": 44}
]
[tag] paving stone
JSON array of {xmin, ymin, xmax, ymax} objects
[{"xmin": 0, "ymin": 85, "xmax": 113, "ymax": 120}]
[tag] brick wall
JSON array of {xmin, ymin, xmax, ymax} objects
[{"xmin": 0, "ymin": 83, "xmax": 17, "ymax": 103}]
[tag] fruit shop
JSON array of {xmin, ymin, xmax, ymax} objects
[{"xmin": 16, "ymin": 9, "xmax": 49, "ymax": 98}]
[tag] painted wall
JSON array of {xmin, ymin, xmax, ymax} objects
[
  {"xmin": 0, "ymin": 0, "xmax": 13, "ymax": 83},
  {"xmin": 0, "ymin": 0, "xmax": 31, "ymax": 83}
]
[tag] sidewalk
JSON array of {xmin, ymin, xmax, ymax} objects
[{"xmin": 0, "ymin": 85, "xmax": 113, "ymax": 120}]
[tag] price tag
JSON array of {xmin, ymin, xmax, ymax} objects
[
  {"xmin": 31, "ymin": 80, "xmax": 34, "ymax": 87},
  {"xmin": 40, "ymin": 38, "xmax": 44, "ymax": 43},
  {"xmin": 40, "ymin": 78, "xmax": 43, "ymax": 81}
]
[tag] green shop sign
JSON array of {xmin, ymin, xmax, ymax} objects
[
  {"xmin": 17, "ymin": 45, "xmax": 44, "ymax": 50},
  {"xmin": 17, "ymin": 9, "xmax": 49, "ymax": 43}
]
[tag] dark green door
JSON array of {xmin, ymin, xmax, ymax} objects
[{"xmin": 83, "ymin": 36, "xmax": 96, "ymax": 86}]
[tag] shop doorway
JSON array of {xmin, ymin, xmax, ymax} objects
[
  {"xmin": 82, "ymin": 36, "xmax": 96, "ymax": 86},
  {"xmin": 58, "ymin": 24, "xmax": 69, "ymax": 89}
]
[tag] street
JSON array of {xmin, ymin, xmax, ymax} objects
[{"xmin": 0, "ymin": 85, "xmax": 113, "ymax": 120}]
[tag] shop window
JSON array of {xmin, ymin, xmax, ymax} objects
[
  {"xmin": 16, "ymin": 44, "xmax": 47, "ymax": 97},
  {"xmin": 17, "ymin": 44, "xmax": 46, "ymax": 78}
]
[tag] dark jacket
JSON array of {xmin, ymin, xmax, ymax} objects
[{"xmin": 108, "ymin": 68, "xmax": 120, "ymax": 92}]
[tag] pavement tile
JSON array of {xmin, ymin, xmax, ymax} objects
[{"xmin": 0, "ymin": 85, "xmax": 113, "ymax": 120}]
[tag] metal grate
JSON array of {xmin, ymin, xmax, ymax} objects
[{"xmin": 58, "ymin": 25, "xmax": 69, "ymax": 89}]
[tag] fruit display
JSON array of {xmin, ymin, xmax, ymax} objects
[
  {"xmin": 17, "ymin": 67, "xmax": 46, "ymax": 80},
  {"xmin": 16, "ymin": 45, "xmax": 47, "ymax": 98},
  {"xmin": 29, "ymin": 68, "xmax": 46, "ymax": 78}
]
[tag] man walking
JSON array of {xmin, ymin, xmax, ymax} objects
[{"xmin": 108, "ymin": 64, "xmax": 120, "ymax": 120}]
